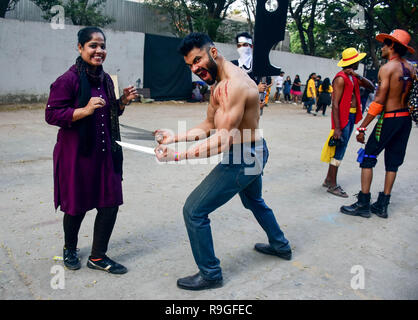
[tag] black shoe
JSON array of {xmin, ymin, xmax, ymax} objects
[
  {"xmin": 340, "ymin": 191, "xmax": 371, "ymax": 218},
  {"xmin": 63, "ymin": 247, "xmax": 81, "ymax": 270},
  {"xmin": 371, "ymin": 192, "xmax": 390, "ymax": 219},
  {"xmin": 177, "ymin": 272, "xmax": 223, "ymax": 291},
  {"xmin": 87, "ymin": 256, "xmax": 128, "ymax": 274},
  {"xmin": 254, "ymin": 243, "xmax": 292, "ymax": 260}
]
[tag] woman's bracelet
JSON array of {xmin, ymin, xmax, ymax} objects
[{"xmin": 119, "ymin": 95, "xmax": 131, "ymax": 106}]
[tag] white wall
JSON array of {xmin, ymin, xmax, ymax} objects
[
  {"xmin": 216, "ymin": 42, "xmax": 364, "ymax": 86},
  {"xmin": 1, "ymin": 18, "xmax": 363, "ymax": 104},
  {"xmin": 0, "ymin": 18, "xmax": 144, "ymax": 103}
]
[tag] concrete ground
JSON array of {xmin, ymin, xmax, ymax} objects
[{"xmin": 0, "ymin": 101, "xmax": 417, "ymax": 300}]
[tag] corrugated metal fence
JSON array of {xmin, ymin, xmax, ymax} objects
[{"xmin": 5, "ymin": 0, "xmax": 174, "ymax": 36}]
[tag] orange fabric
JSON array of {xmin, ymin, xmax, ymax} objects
[
  {"xmin": 383, "ymin": 111, "xmax": 410, "ymax": 118},
  {"xmin": 368, "ymin": 101, "xmax": 384, "ymax": 116}
]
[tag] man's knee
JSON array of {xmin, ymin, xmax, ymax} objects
[
  {"xmin": 183, "ymin": 197, "xmax": 195, "ymax": 221},
  {"xmin": 360, "ymin": 155, "xmax": 377, "ymax": 169},
  {"xmin": 183, "ymin": 196, "xmax": 207, "ymax": 226},
  {"xmin": 330, "ymin": 158, "xmax": 342, "ymax": 167},
  {"xmin": 385, "ymin": 164, "xmax": 400, "ymax": 172}
]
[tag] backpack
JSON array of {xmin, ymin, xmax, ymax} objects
[{"xmin": 408, "ymin": 75, "xmax": 418, "ymax": 123}]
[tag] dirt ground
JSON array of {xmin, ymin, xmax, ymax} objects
[{"xmin": 0, "ymin": 101, "xmax": 417, "ymax": 300}]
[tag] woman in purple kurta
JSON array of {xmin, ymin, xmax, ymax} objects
[{"xmin": 46, "ymin": 27, "xmax": 138, "ymax": 274}]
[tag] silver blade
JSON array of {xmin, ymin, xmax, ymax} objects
[
  {"xmin": 121, "ymin": 132, "xmax": 156, "ymax": 141},
  {"xmin": 116, "ymin": 141, "xmax": 155, "ymax": 155},
  {"xmin": 120, "ymin": 123, "xmax": 155, "ymax": 135}
]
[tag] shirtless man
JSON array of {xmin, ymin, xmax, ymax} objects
[
  {"xmin": 341, "ymin": 29, "xmax": 415, "ymax": 219},
  {"xmin": 154, "ymin": 32, "xmax": 291, "ymax": 291}
]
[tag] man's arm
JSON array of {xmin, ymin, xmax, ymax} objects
[
  {"xmin": 181, "ymin": 81, "xmax": 245, "ymax": 160},
  {"xmin": 331, "ymin": 77, "xmax": 344, "ymax": 139},
  {"xmin": 156, "ymin": 81, "xmax": 246, "ymax": 161},
  {"xmin": 356, "ymin": 66, "xmax": 390, "ymax": 143},
  {"xmin": 345, "ymin": 68, "xmax": 375, "ymax": 92},
  {"xmin": 357, "ymin": 75, "xmax": 375, "ymax": 92},
  {"xmin": 155, "ymin": 100, "xmax": 216, "ymax": 144},
  {"xmin": 175, "ymin": 105, "xmax": 216, "ymax": 142}
]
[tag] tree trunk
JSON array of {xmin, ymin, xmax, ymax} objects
[
  {"xmin": 364, "ymin": 6, "xmax": 380, "ymax": 69},
  {"xmin": 289, "ymin": 0, "xmax": 311, "ymax": 55},
  {"xmin": 0, "ymin": 2, "xmax": 8, "ymax": 18},
  {"xmin": 306, "ymin": 0, "xmax": 318, "ymax": 55}
]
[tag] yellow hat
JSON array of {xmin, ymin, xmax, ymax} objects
[{"xmin": 337, "ymin": 48, "xmax": 367, "ymax": 67}]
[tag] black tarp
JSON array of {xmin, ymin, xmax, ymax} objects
[{"xmin": 143, "ymin": 34, "xmax": 192, "ymax": 101}]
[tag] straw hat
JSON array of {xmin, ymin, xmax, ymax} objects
[
  {"xmin": 375, "ymin": 29, "xmax": 415, "ymax": 54},
  {"xmin": 337, "ymin": 48, "xmax": 367, "ymax": 67}
]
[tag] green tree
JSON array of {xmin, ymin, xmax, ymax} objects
[
  {"xmin": 144, "ymin": 0, "xmax": 237, "ymax": 41},
  {"xmin": 31, "ymin": 0, "xmax": 115, "ymax": 27},
  {"xmin": 0, "ymin": 0, "xmax": 19, "ymax": 18},
  {"xmin": 288, "ymin": 0, "xmax": 325, "ymax": 56}
]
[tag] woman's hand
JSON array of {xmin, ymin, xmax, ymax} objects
[
  {"xmin": 85, "ymin": 97, "xmax": 106, "ymax": 115},
  {"xmin": 121, "ymin": 85, "xmax": 139, "ymax": 105}
]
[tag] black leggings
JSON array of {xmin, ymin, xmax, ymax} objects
[
  {"xmin": 315, "ymin": 103, "xmax": 329, "ymax": 115},
  {"xmin": 63, "ymin": 207, "xmax": 119, "ymax": 259}
]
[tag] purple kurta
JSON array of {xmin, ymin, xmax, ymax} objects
[{"xmin": 46, "ymin": 65, "xmax": 123, "ymax": 216}]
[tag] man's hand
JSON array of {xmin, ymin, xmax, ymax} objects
[
  {"xmin": 343, "ymin": 68, "xmax": 355, "ymax": 77},
  {"xmin": 333, "ymin": 128, "xmax": 342, "ymax": 139},
  {"xmin": 154, "ymin": 145, "xmax": 176, "ymax": 162},
  {"xmin": 154, "ymin": 129, "xmax": 174, "ymax": 145},
  {"xmin": 356, "ymin": 132, "xmax": 365, "ymax": 144},
  {"xmin": 258, "ymin": 82, "xmax": 267, "ymax": 93}
]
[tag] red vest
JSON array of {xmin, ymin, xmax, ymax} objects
[{"xmin": 331, "ymin": 71, "xmax": 362, "ymax": 129}]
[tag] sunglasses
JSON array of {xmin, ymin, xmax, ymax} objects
[{"xmin": 237, "ymin": 43, "xmax": 251, "ymax": 48}]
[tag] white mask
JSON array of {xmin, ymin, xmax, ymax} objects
[{"xmin": 237, "ymin": 46, "xmax": 253, "ymax": 72}]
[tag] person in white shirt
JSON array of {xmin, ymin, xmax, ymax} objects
[{"xmin": 274, "ymin": 72, "xmax": 285, "ymax": 102}]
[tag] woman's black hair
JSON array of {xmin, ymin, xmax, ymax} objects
[
  {"xmin": 77, "ymin": 27, "xmax": 106, "ymax": 47},
  {"xmin": 322, "ymin": 77, "xmax": 331, "ymax": 92}
]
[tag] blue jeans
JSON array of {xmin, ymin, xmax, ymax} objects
[
  {"xmin": 334, "ymin": 112, "xmax": 356, "ymax": 160},
  {"xmin": 182, "ymin": 139, "xmax": 290, "ymax": 280},
  {"xmin": 306, "ymin": 98, "xmax": 315, "ymax": 113}
]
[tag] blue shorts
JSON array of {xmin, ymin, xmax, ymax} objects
[{"xmin": 333, "ymin": 113, "xmax": 356, "ymax": 161}]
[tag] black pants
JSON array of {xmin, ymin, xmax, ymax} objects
[
  {"xmin": 315, "ymin": 103, "xmax": 328, "ymax": 115},
  {"xmin": 63, "ymin": 206, "xmax": 119, "ymax": 258},
  {"xmin": 360, "ymin": 110, "xmax": 412, "ymax": 172}
]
